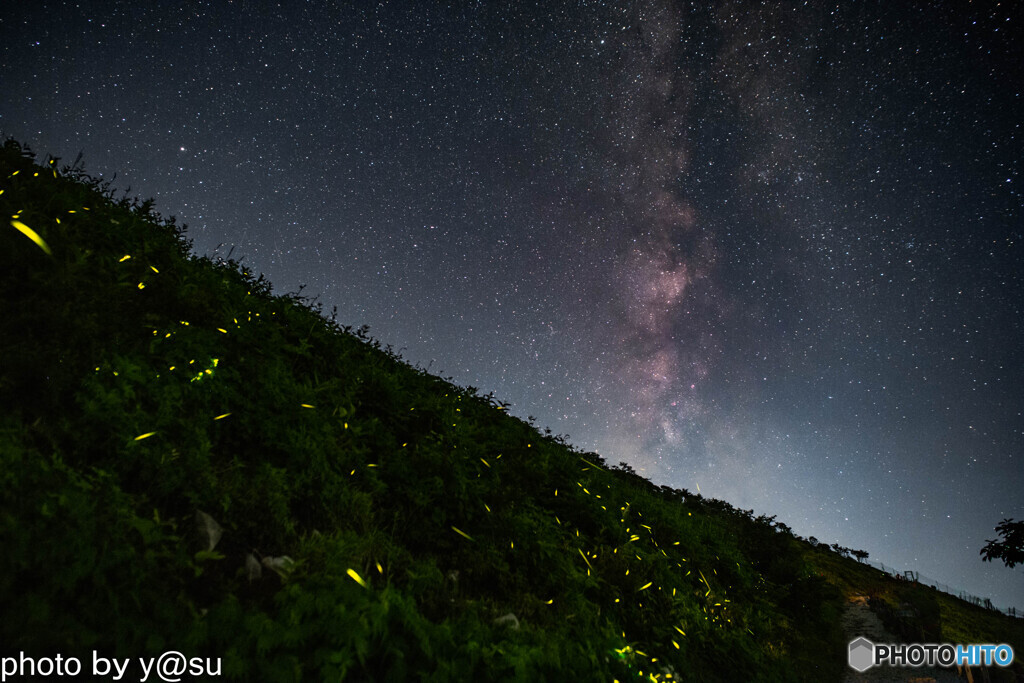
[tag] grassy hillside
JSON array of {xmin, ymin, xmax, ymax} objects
[
  {"xmin": 810, "ymin": 546, "xmax": 1024, "ymax": 672},
  {"xmin": 0, "ymin": 138, "xmax": 1018, "ymax": 681}
]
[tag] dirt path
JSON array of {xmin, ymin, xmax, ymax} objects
[{"xmin": 841, "ymin": 594, "xmax": 962, "ymax": 683}]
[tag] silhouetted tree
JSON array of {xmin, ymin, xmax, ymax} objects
[
  {"xmin": 830, "ymin": 543, "xmax": 852, "ymax": 558},
  {"xmin": 851, "ymin": 549, "xmax": 869, "ymax": 563},
  {"xmin": 980, "ymin": 518, "xmax": 1024, "ymax": 569}
]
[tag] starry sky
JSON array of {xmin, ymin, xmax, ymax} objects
[{"xmin": 3, "ymin": 1, "xmax": 1021, "ymax": 610}]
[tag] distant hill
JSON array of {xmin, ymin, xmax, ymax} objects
[{"xmin": 1, "ymin": 138, "xmax": 1019, "ymax": 681}]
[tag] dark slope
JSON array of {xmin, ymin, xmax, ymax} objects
[{"xmin": 3, "ymin": 138, "xmax": 1012, "ymax": 682}]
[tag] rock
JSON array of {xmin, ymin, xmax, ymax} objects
[{"xmin": 492, "ymin": 612, "xmax": 520, "ymax": 630}]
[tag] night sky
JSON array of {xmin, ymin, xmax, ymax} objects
[{"xmin": 3, "ymin": 1, "xmax": 1021, "ymax": 610}]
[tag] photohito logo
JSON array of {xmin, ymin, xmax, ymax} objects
[{"xmin": 848, "ymin": 637, "xmax": 1015, "ymax": 671}]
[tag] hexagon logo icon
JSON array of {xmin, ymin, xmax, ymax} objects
[{"xmin": 848, "ymin": 637, "xmax": 874, "ymax": 672}]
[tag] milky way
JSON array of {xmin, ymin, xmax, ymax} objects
[
  {"xmin": 595, "ymin": 1, "xmax": 720, "ymax": 475},
  {"xmin": 2, "ymin": 0, "xmax": 1020, "ymax": 609}
]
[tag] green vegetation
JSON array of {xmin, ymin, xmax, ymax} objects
[
  {"xmin": 0, "ymin": 138, "xmax": 1018, "ymax": 681},
  {"xmin": 811, "ymin": 546, "xmax": 1024, "ymax": 681},
  {"xmin": 982, "ymin": 519, "xmax": 1024, "ymax": 569}
]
